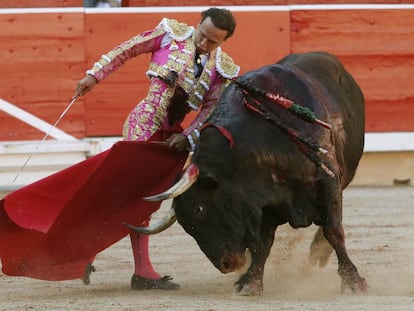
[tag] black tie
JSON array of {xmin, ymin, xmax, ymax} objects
[{"xmin": 195, "ymin": 53, "xmax": 203, "ymax": 78}]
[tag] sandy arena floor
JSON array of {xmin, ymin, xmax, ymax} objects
[{"xmin": 1, "ymin": 186, "xmax": 413, "ymax": 310}]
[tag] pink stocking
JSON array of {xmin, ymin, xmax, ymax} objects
[{"xmin": 129, "ymin": 219, "xmax": 161, "ymax": 280}]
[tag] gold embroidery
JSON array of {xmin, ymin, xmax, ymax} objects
[
  {"xmin": 186, "ymin": 49, "xmax": 217, "ymax": 110},
  {"xmin": 146, "ymin": 19, "xmax": 238, "ymax": 111},
  {"xmin": 162, "ymin": 18, "xmax": 194, "ymax": 41},
  {"xmin": 151, "ymin": 82, "xmax": 175, "ymax": 130},
  {"xmin": 218, "ymin": 51, "xmax": 240, "ymax": 79},
  {"xmin": 89, "ymin": 25, "xmax": 166, "ymax": 76}
]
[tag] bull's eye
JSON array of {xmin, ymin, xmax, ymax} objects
[{"xmin": 193, "ymin": 205, "xmax": 206, "ymax": 219}]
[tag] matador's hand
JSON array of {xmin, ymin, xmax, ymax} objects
[
  {"xmin": 73, "ymin": 75, "xmax": 97, "ymax": 98},
  {"xmin": 165, "ymin": 133, "xmax": 190, "ymax": 152}
]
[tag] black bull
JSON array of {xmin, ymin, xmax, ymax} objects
[{"xmin": 134, "ymin": 51, "xmax": 368, "ymax": 295}]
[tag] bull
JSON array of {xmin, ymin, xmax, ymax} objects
[{"xmin": 129, "ymin": 51, "xmax": 367, "ymax": 296}]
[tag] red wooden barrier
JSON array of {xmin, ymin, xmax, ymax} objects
[
  {"xmin": 291, "ymin": 8, "xmax": 414, "ymax": 132},
  {"xmin": 0, "ymin": 6, "xmax": 413, "ymax": 140},
  {"xmin": 125, "ymin": 1, "xmax": 414, "ymax": 6},
  {"xmin": 0, "ymin": 11, "xmax": 85, "ymax": 140},
  {"xmin": 0, "ymin": 0, "xmax": 82, "ymax": 7},
  {"xmin": 1, "ymin": 0, "xmax": 413, "ymax": 7}
]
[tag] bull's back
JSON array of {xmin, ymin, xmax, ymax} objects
[
  {"xmin": 211, "ymin": 52, "xmax": 365, "ymax": 186},
  {"xmin": 278, "ymin": 52, "xmax": 365, "ymax": 186},
  {"xmin": 277, "ymin": 52, "xmax": 364, "ymax": 124}
]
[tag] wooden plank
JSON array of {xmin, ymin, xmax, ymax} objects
[
  {"xmin": 0, "ymin": 61, "xmax": 86, "ymax": 139},
  {"xmin": 366, "ymin": 99, "xmax": 414, "ymax": 132},
  {"xmin": 0, "ymin": 38, "xmax": 84, "ymax": 63},
  {"xmin": 0, "ymin": 12, "xmax": 86, "ymax": 141},
  {"xmin": 0, "ymin": 0, "xmax": 408, "ymax": 9},
  {"xmin": 1, "ymin": 8, "xmax": 412, "ymax": 140},
  {"xmin": 0, "ymin": 114, "xmax": 47, "ymax": 141},
  {"xmin": 291, "ymin": 9, "xmax": 414, "ymax": 55},
  {"xmin": 0, "ymin": 98, "xmax": 76, "ymax": 140},
  {"xmin": 0, "ymin": 63, "xmax": 85, "ymax": 102},
  {"xmin": 229, "ymin": 11, "xmax": 290, "ymax": 72},
  {"xmin": 0, "ymin": 13, "xmax": 84, "ymax": 37},
  {"xmin": 125, "ymin": 0, "xmax": 413, "ymax": 5},
  {"xmin": 338, "ymin": 54, "xmax": 414, "ymax": 133},
  {"xmin": 0, "ymin": 13, "xmax": 84, "ymax": 63},
  {"xmin": 290, "ymin": 9, "xmax": 414, "ymax": 133},
  {"xmin": 0, "ymin": 100, "xmax": 85, "ymax": 141},
  {"xmin": 338, "ymin": 55, "xmax": 414, "ymax": 101},
  {"xmin": 0, "ymin": 0, "xmax": 83, "ymax": 7}
]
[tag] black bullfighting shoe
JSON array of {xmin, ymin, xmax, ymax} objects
[
  {"xmin": 82, "ymin": 263, "xmax": 96, "ymax": 285},
  {"xmin": 130, "ymin": 274, "xmax": 180, "ymax": 290}
]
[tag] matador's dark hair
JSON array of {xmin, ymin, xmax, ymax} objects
[{"xmin": 201, "ymin": 8, "xmax": 236, "ymax": 40}]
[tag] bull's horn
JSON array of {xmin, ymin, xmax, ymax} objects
[
  {"xmin": 143, "ymin": 163, "xmax": 199, "ymax": 201},
  {"xmin": 182, "ymin": 151, "xmax": 193, "ymax": 170},
  {"xmin": 124, "ymin": 208, "xmax": 177, "ymax": 235}
]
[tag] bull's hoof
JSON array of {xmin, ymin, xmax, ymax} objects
[
  {"xmin": 309, "ymin": 245, "xmax": 332, "ymax": 268},
  {"xmin": 234, "ymin": 279, "xmax": 263, "ymax": 296},
  {"xmin": 309, "ymin": 230, "xmax": 333, "ymax": 268},
  {"xmin": 341, "ymin": 275, "xmax": 368, "ymax": 293}
]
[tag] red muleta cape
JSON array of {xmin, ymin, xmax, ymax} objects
[{"xmin": 0, "ymin": 141, "xmax": 187, "ymax": 281}]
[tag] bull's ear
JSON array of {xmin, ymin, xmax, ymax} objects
[{"xmin": 198, "ymin": 173, "xmax": 218, "ymax": 190}]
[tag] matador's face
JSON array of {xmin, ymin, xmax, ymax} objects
[{"xmin": 194, "ymin": 17, "xmax": 228, "ymax": 55}]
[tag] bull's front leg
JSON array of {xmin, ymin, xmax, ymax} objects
[{"xmin": 234, "ymin": 217, "xmax": 278, "ymax": 296}]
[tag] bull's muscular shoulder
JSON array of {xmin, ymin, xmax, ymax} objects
[
  {"xmin": 216, "ymin": 49, "xmax": 240, "ymax": 79},
  {"xmin": 159, "ymin": 18, "xmax": 194, "ymax": 41},
  {"xmin": 277, "ymin": 52, "xmax": 347, "ymax": 84},
  {"xmin": 277, "ymin": 51, "xmax": 364, "ymax": 101}
]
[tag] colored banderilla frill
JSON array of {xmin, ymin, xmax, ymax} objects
[
  {"xmin": 232, "ymin": 78, "xmax": 332, "ymax": 130},
  {"xmin": 232, "ymin": 78, "xmax": 335, "ymax": 178}
]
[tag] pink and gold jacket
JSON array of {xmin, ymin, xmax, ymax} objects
[{"xmin": 86, "ymin": 18, "xmax": 240, "ymax": 148}]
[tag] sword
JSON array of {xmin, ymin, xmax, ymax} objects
[{"xmin": 12, "ymin": 96, "xmax": 79, "ymax": 184}]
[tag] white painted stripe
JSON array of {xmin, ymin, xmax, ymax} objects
[
  {"xmin": 2, "ymin": 4, "xmax": 414, "ymax": 15},
  {"xmin": 0, "ymin": 99, "xmax": 77, "ymax": 141},
  {"xmin": 290, "ymin": 4, "xmax": 414, "ymax": 11},
  {"xmin": 364, "ymin": 132, "xmax": 414, "ymax": 152},
  {"xmin": 84, "ymin": 6, "xmax": 289, "ymax": 14},
  {"xmin": 83, "ymin": 5, "xmax": 414, "ymax": 13}
]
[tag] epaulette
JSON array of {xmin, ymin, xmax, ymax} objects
[
  {"xmin": 215, "ymin": 48, "xmax": 240, "ymax": 79},
  {"xmin": 159, "ymin": 18, "xmax": 194, "ymax": 42}
]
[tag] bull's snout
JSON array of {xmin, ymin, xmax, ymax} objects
[{"xmin": 219, "ymin": 252, "xmax": 246, "ymax": 273}]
